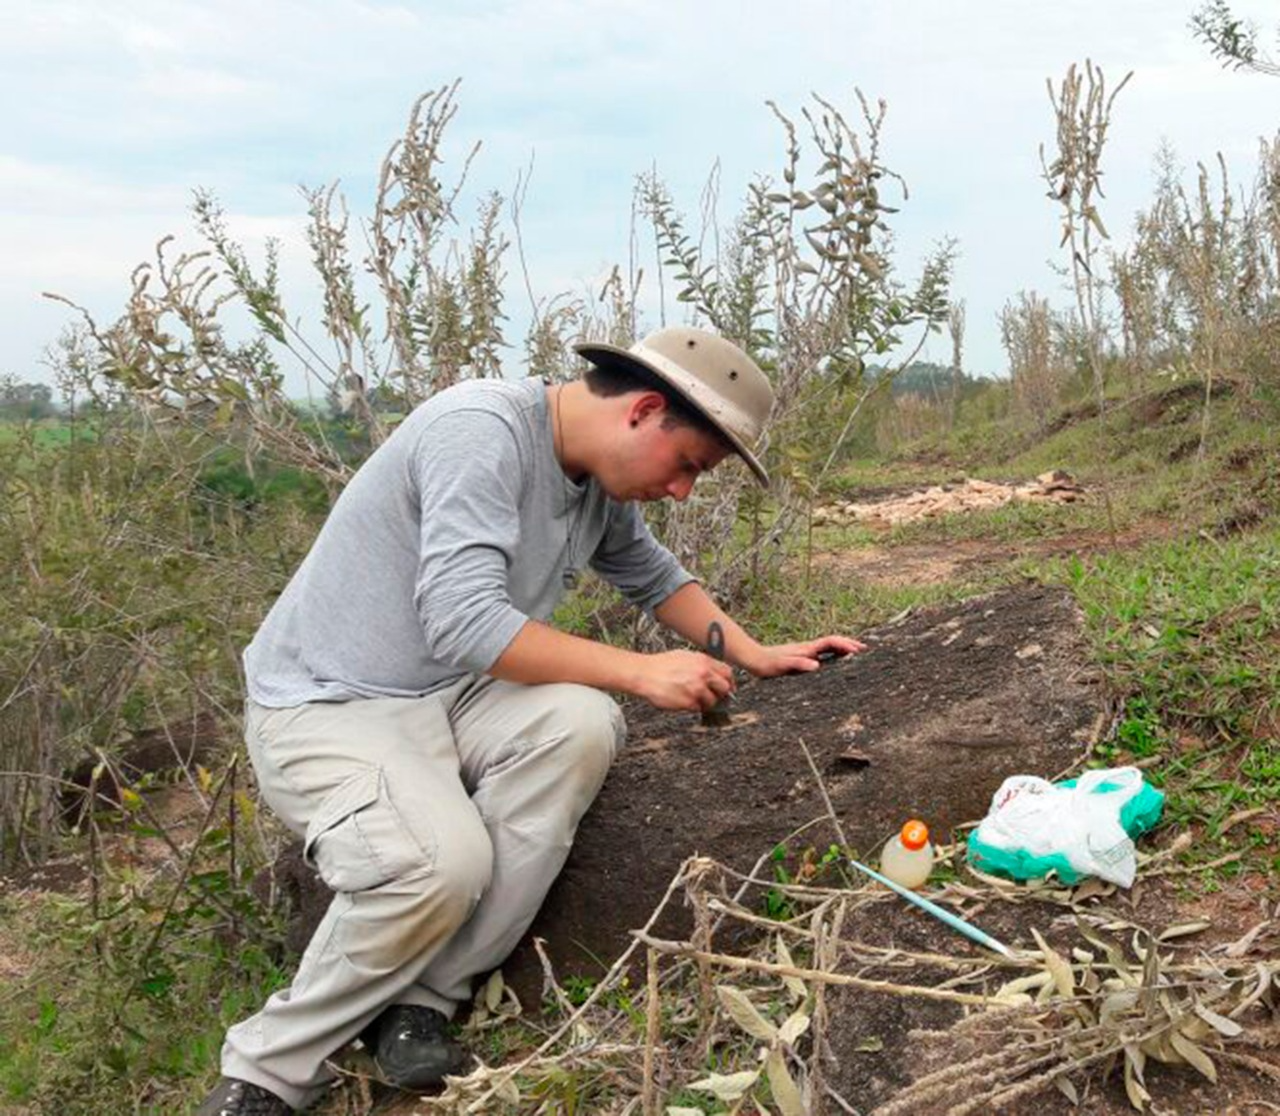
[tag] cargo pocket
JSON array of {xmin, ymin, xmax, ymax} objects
[{"xmin": 303, "ymin": 766, "xmax": 433, "ymax": 892}]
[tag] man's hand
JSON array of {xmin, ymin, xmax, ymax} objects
[
  {"xmin": 635, "ymin": 649, "xmax": 735, "ymax": 712},
  {"xmin": 744, "ymin": 635, "xmax": 868, "ymax": 678}
]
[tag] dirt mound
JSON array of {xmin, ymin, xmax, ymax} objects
[
  {"xmin": 504, "ymin": 584, "xmax": 1108, "ymax": 1002},
  {"xmin": 1129, "ymin": 379, "xmax": 1232, "ymax": 428}
]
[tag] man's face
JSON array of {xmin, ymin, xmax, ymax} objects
[{"xmin": 601, "ymin": 409, "xmax": 731, "ymax": 503}]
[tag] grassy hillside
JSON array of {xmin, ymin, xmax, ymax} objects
[{"xmin": 0, "ymin": 377, "xmax": 1276, "ymax": 1113}]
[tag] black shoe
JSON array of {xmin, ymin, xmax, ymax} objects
[
  {"xmin": 362, "ymin": 1004, "xmax": 470, "ymax": 1090},
  {"xmin": 194, "ymin": 1076, "xmax": 293, "ymax": 1115}
]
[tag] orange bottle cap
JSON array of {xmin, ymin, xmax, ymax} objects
[{"xmin": 901, "ymin": 819, "xmax": 929, "ymax": 850}]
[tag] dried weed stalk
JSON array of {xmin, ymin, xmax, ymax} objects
[
  {"xmin": 639, "ymin": 90, "xmax": 953, "ymax": 611},
  {"xmin": 1042, "ymin": 60, "xmax": 1130, "ymax": 542},
  {"xmin": 389, "ymin": 844, "xmax": 1277, "ymax": 1115},
  {"xmin": 45, "ymin": 82, "xmax": 503, "ymax": 490}
]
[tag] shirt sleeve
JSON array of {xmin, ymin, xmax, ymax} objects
[
  {"xmin": 589, "ymin": 500, "xmax": 697, "ymax": 615},
  {"xmin": 409, "ymin": 409, "xmax": 531, "ymax": 672}
]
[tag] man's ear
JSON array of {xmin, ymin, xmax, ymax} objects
[{"xmin": 625, "ymin": 391, "xmax": 667, "ymax": 429}]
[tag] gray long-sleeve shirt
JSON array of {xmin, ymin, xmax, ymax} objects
[{"xmin": 244, "ymin": 377, "xmax": 695, "ymax": 707}]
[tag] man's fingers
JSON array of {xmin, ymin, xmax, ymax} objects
[
  {"xmin": 710, "ymin": 672, "xmax": 735, "ymax": 696},
  {"xmin": 702, "ymin": 653, "xmax": 734, "ymax": 680}
]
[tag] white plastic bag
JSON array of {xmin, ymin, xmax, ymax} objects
[{"xmin": 970, "ymin": 767, "xmax": 1151, "ymax": 887}]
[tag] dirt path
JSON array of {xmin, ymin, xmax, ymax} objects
[{"xmin": 813, "ymin": 518, "xmax": 1180, "ymax": 587}]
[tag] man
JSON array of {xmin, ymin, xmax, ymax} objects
[{"xmin": 198, "ymin": 326, "xmax": 864, "ymax": 1114}]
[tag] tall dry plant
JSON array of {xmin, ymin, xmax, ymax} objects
[
  {"xmin": 876, "ymin": 391, "xmax": 946, "ymax": 451},
  {"xmin": 1042, "ymin": 60, "xmax": 1130, "ymax": 539},
  {"xmin": 46, "ymin": 82, "xmax": 506, "ymax": 491},
  {"xmin": 44, "ymin": 84, "xmax": 950, "ymax": 630},
  {"xmin": 948, "ymin": 297, "xmax": 966, "ymax": 428},
  {"xmin": 1000, "ymin": 290, "xmax": 1067, "ymax": 432},
  {"xmin": 640, "ymin": 91, "xmax": 953, "ymax": 605},
  {"xmin": 1111, "ymin": 136, "xmax": 1280, "ymax": 446}
]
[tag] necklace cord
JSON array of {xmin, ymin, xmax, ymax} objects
[{"xmin": 555, "ymin": 386, "xmax": 578, "ymax": 588}]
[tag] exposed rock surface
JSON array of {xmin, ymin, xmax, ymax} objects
[
  {"xmin": 268, "ymin": 586, "xmax": 1108, "ymax": 988},
  {"xmin": 814, "ymin": 471, "xmax": 1085, "ymax": 527},
  {"xmin": 503, "ymin": 583, "xmax": 1107, "ymax": 1003}
]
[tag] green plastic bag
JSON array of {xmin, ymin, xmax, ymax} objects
[{"xmin": 966, "ymin": 767, "xmax": 1164, "ymax": 887}]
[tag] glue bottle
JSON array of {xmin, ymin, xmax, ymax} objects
[{"xmin": 879, "ymin": 819, "xmax": 934, "ymax": 889}]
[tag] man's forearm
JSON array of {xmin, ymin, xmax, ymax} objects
[
  {"xmin": 653, "ymin": 582, "xmax": 765, "ymax": 672},
  {"xmin": 489, "ymin": 620, "xmax": 647, "ymax": 694}
]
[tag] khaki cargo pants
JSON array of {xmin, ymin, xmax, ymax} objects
[{"xmin": 222, "ymin": 676, "xmax": 626, "ymax": 1109}]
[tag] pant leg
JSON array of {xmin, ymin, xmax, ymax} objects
[
  {"xmin": 221, "ymin": 689, "xmax": 492, "ymax": 1110},
  {"xmin": 410, "ymin": 678, "xmax": 626, "ymax": 1008}
]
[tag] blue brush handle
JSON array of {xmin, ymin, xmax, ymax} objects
[{"xmin": 849, "ymin": 858, "xmax": 1014, "ymax": 958}]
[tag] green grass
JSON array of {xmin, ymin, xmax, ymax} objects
[
  {"xmin": 0, "ymin": 417, "xmax": 97, "ymax": 450},
  {"xmin": 1051, "ymin": 526, "xmax": 1280, "ymax": 739},
  {"xmin": 0, "ymin": 881, "xmax": 292, "ymax": 1115},
  {"xmin": 829, "ymin": 381, "xmax": 1280, "ymax": 882}
]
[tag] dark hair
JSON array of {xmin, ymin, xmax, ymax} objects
[{"xmin": 583, "ymin": 358, "xmax": 731, "ymax": 448}]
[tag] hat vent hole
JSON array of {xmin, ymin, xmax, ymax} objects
[
  {"xmin": 686, "ymin": 339, "xmax": 696, "ymax": 348},
  {"xmin": 729, "ymin": 369, "xmax": 739, "ymax": 380}
]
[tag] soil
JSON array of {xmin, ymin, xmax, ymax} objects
[
  {"xmin": 496, "ymin": 579, "xmax": 1279, "ymax": 1113},
  {"xmin": 814, "ymin": 874, "xmax": 1278, "ymax": 1115},
  {"xmin": 504, "ymin": 584, "xmax": 1108, "ymax": 998},
  {"xmin": 811, "ymin": 519, "xmax": 1180, "ymax": 588}
]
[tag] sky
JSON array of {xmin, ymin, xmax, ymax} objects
[{"xmin": 2, "ymin": 0, "xmax": 1278, "ymax": 389}]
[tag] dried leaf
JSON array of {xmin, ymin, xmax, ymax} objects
[
  {"xmin": 495, "ymin": 1075, "xmax": 521, "ymax": 1104},
  {"xmin": 1218, "ymin": 806, "xmax": 1266, "ymax": 834},
  {"xmin": 1230, "ymin": 962, "xmax": 1272, "ymax": 1018},
  {"xmin": 688, "ymin": 1069, "xmax": 760, "ymax": 1101},
  {"xmin": 1139, "ymin": 935, "xmax": 1160, "ymax": 1009},
  {"xmin": 1169, "ymin": 1031, "xmax": 1217, "ymax": 1082},
  {"xmin": 483, "ymin": 970, "xmax": 504, "ymax": 1012},
  {"xmin": 1140, "ymin": 1032, "xmax": 1179, "ymax": 1064},
  {"xmin": 666, "ymin": 1109, "xmax": 704, "ymax": 1116},
  {"xmin": 1071, "ymin": 876, "xmax": 1115, "ymax": 903},
  {"xmin": 854, "ymin": 1036, "xmax": 885, "ymax": 1052},
  {"xmin": 775, "ymin": 936, "xmax": 807, "ymax": 1002},
  {"xmin": 1101, "ymin": 989, "xmax": 1140, "ymax": 1025},
  {"xmin": 716, "ymin": 986, "xmax": 778, "ymax": 1043},
  {"xmin": 994, "ymin": 972, "xmax": 1052, "ymax": 998},
  {"xmin": 778, "ymin": 1008, "xmax": 811, "ymax": 1046},
  {"xmin": 1157, "ymin": 920, "xmax": 1211, "ymax": 942},
  {"xmin": 1192, "ymin": 1001, "xmax": 1243, "ymax": 1038},
  {"xmin": 1032, "ymin": 928, "xmax": 1075, "ymax": 999},
  {"xmin": 1126, "ymin": 1042, "xmax": 1148, "ymax": 1079},
  {"xmin": 1223, "ymin": 919, "xmax": 1269, "ymax": 958},
  {"xmin": 1123, "ymin": 1053, "xmax": 1150, "ymax": 1111},
  {"xmin": 1054, "ymin": 1075, "xmax": 1079, "ymax": 1104},
  {"xmin": 1076, "ymin": 919, "xmax": 1129, "ymax": 971},
  {"xmin": 766, "ymin": 1049, "xmax": 806, "ymax": 1116}
]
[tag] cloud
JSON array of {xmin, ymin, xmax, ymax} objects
[{"xmin": 5, "ymin": 0, "xmax": 1280, "ymax": 383}]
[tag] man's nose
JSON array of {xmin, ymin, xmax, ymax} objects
[{"xmin": 666, "ymin": 475, "xmax": 695, "ymax": 502}]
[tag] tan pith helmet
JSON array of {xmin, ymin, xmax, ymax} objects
[{"xmin": 574, "ymin": 326, "xmax": 774, "ymax": 487}]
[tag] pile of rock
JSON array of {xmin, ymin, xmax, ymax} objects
[{"xmin": 814, "ymin": 471, "xmax": 1084, "ymax": 528}]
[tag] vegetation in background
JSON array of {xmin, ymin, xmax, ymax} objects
[
  {"xmin": 2, "ymin": 55, "xmax": 1279, "ymax": 1113},
  {"xmin": 1192, "ymin": 0, "xmax": 1280, "ymax": 76}
]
